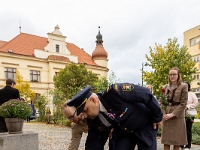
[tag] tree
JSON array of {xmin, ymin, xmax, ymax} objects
[
  {"xmin": 36, "ymin": 95, "xmax": 49, "ymax": 122},
  {"xmin": 53, "ymin": 62, "xmax": 98, "ymax": 100},
  {"xmin": 108, "ymin": 70, "xmax": 120, "ymax": 85},
  {"xmin": 143, "ymin": 38, "xmax": 197, "ymax": 97},
  {"xmin": 15, "ymin": 70, "xmax": 35, "ymax": 103},
  {"xmin": 93, "ymin": 76, "xmax": 108, "ymax": 93}
]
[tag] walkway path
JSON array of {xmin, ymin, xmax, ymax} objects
[{"xmin": 23, "ymin": 122, "xmax": 200, "ymax": 150}]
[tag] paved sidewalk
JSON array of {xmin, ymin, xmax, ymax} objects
[{"xmin": 23, "ymin": 122, "xmax": 200, "ymax": 150}]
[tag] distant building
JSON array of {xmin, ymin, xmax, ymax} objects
[
  {"xmin": 0, "ymin": 25, "xmax": 109, "ymax": 108},
  {"xmin": 184, "ymin": 25, "xmax": 200, "ymax": 100}
]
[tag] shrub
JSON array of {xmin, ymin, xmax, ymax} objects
[
  {"xmin": 0, "ymin": 99, "xmax": 32, "ymax": 118},
  {"xmin": 192, "ymin": 122, "xmax": 200, "ymax": 144}
]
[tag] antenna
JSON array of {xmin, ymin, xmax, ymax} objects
[
  {"xmin": 19, "ymin": 17, "xmax": 21, "ymax": 33},
  {"xmin": 98, "ymin": 26, "xmax": 100, "ymax": 32}
]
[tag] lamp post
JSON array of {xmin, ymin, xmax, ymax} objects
[{"xmin": 141, "ymin": 62, "xmax": 148, "ymax": 86}]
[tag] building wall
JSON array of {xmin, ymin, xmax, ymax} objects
[
  {"xmin": 0, "ymin": 26, "xmax": 109, "ymax": 111},
  {"xmin": 184, "ymin": 25, "xmax": 200, "ymax": 99},
  {"xmin": 0, "ymin": 53, "xmax": 108, "ymax": 90}
]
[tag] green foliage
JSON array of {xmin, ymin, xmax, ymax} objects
[
  {"xmin": 63, "ymin": 119, "xmax": 71, "ymax": 127},
  {"xmin": 51, "ymin": 89, "xmax": 68, "ymax": 122},
  {"xmin": 195, "ymin": 104, "xmax": 200, "ymax": 119},
  {"xmin": 37, "ymin": 95, "xmax": 49, "ymax": 122},
  {"xmin": 192, "ymin": 122, "xmax": 200, "ymax": 144},
  {"xmin": 54, "ymin": 62, "xmax": 98, "ymax": 99},
  {"xmin": 144, "ymin": 38, "xmax": 197, "ymax": 98},
  {"xmin": 157, "ymin": 128, "xmax": 161, "ymax": 137},
  {"xmin": 0, "ymin": 99, "xmax": 32, "ymax": 118},
  {"xmin": 108, "ymin": 70, "xmax": 120, "ymax": 85},
  {"xmin": 192, "ymin": 134, "xmax": 200, "ymax": 145},
  {"xmin": 93, "ymin": 76, "xmax": 108, "ymax": 93},
  {"xmin": 196, "ymin": 103, "xmax": 200, "ymax": 111},
  {"xmin": 53, "ymin": 63, "xmax": 121, "ymax": 124},
  {"xmin": 93, "ymin": 70, "xmax": 120, "ymax": 92}
]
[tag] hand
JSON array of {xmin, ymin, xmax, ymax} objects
[
  {"xmin": 109, "ymin": 128, "xmax": 113, "ymax": 139},
  {"xmin": 163, "ymin": 113, "xmax": 174, "ymax": 121},
  {"xmin": 153, "ymin": 122, "xmax": 161, "ymax": 129}
]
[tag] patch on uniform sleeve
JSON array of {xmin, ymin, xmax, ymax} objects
[
  {"xmin": 114, "ymin": 84, "xmax": 119, "ymax": 91},
  {"xmin": 102, "ymin": 85, "xmax": 112, "ymax": 96},
  {"xmin": 106, "ymin": 86, "xmax": 111, "ymax": 92},
  {"xmin": 121, "ymin": 84, "xmax": 134, "ymax": 92}
]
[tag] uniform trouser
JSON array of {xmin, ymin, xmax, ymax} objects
[
  {"xmin": 0, "ymin": 117, "xmax": 8, "ymax": 132},
  {"xmin": 113, "ymin": 129, "xmax": 156, "ymax": 150},
  {"xmin": 68, "ymin": 122, "xmax": 88, "ymax": 150}
]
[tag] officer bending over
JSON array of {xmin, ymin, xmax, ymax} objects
[{"xmin": 67, "ymin": 83, "xmax": 163, "ymax": 150}]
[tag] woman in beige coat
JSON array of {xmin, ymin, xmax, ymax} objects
[{"xmin": 161, "ymin": 67, "xmax": 188, "ymax": 150}]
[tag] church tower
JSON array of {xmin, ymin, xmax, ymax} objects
[{"xmin": 92, "ymin": 26, "xmax": 108, "ymax": 68}]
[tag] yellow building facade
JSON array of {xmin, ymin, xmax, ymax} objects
[
  {"xmin": 184, "ymin": 25, "xmax": 200, "ymax": 99},
  {"xmin": 0, "ymin": 26, "xmax": 109, "ymax": 109}
]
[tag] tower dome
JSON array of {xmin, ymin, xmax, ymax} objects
[{"xmin": 92, "ymin": 26, "xmax": 108, "ymax": 59}]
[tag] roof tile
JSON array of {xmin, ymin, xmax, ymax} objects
[{"xmin": 0, "ymin": 33, "xmax": 97, "ymax": 66}]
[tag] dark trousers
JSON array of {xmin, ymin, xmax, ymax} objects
[
  {"xmin": 113, "ymin": 129, "xmax": 156, "ymax": 150},
  {"xmin": 0, "ymin": 116, "xmax": 8, "ymax": 132},
  {"xmin": 86, "ymin": 129, "xmax": 115, "ymax": 150},
  {"xmin": 180, "ymin": 117, "xmax": 194, "ymax": 149},
  {"xmin": 185, "ymin": 118, "xmax": 194, "ymax": 148},
  {"xmin": 108, "ymin": 138, "xmax": 115, "ymax": 150}
]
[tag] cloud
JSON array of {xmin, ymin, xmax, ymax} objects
[{"xmin": 1, "ymin": 0, "xmax": 200, "ymax": 84}]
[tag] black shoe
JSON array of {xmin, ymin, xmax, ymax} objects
[{"xmin": 180, "ymin": 145, "xmax": 184, "ymax": 149}]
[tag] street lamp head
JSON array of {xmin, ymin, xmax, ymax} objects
[
  {"xmin": 141, "ymin": 62, "xmax": 148, "ymax": 86},
  {"xmin": 142, "ymin": 62, "xmax": 148, "ymax": 67}
]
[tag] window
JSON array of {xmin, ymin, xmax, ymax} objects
[
  {"xmin": 56, "ymin": 44, "xmax": 59, "ymax": 52},
  {"xmin": 4, "ymin": 67, "xmax": 16, "ymax": 79},
  {"xmin": 194, "ymin": 88, "xmax": 200, "ymax": 92},
  {"xmin": 30, "ymin": 70, "xmax": 40, "ymax": 82},
  {"xmin": 190, "ymin": 36, "xmax": 200, "ymax": 46},
  {"xmin": 193, "ymin": 56, "xmax": 199, "ymax": 62},
  {"xmin": 55, "ymin": 72, "xmax": 59, "ymax": 76},
  {"xmin": 194, "ymin": 74, "xmax": 199, "ymax": 80}
]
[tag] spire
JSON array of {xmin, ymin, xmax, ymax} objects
[
  {"xmin": 19, "ymin": 26, "xmax": 21, "ymax": 33},
  {"xmin": 96, "ymin": 26, "xmax": 103, "ymax": 45},
  {"xmin": 19, "ymin": 18, "xmax": 21, "ymax": 33}
]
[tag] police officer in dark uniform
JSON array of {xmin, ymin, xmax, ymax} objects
[{"xmin": 67, "ymin": 83, "xmax": 163, "ymax": 150}]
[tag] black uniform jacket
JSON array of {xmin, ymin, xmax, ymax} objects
[
  {"xmin": 0, "ymin": 86, "xmax": 20, "ymax": 105},
  {"xmin": 86, "ymin": 83, "xmax": 163, "ymax": 148}
]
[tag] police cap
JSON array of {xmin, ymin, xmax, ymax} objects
[{"xmin": 67, "ymin": 86, "xmax": 92, "ymax": 115}]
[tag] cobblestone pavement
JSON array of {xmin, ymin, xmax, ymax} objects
[{"xmin": 23, "ymin": 122, "xmax": 200, "ymax": 150}]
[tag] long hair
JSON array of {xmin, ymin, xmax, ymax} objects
[{"xmin": 168, "ymin": 67, "xmax": 182, "ymax": 86}]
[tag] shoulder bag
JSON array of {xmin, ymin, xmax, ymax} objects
[{"xmin": 186, "ymin": 108, "xmax": 197, "ymax": 117}]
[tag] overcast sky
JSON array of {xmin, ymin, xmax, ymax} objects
[{"xmin": 1, "ymin": 0, "xmax": 200, "ymax": 84}]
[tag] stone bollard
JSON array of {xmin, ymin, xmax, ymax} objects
[{"xmin": 0, "ymin": 131, "xmax": 38, "ymax": 150}]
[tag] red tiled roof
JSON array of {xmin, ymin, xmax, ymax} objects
[
  {"xmin": 66, "ymin": 43, "xmax": 97, "ymax": 65},
  {"xmin": 0, "ymin": 33, "xmax": 47, "ymax": 56},
  {"xmin": 0, "ymin": 33, "xmax": 97, "ymax": 66},
  {"xmin": 48, "ymin": 55, "xmax": 70, "ymax": 62},
  {"xmin": 0, "ymin": 40, "xmax": 7, "ymax": 47}
]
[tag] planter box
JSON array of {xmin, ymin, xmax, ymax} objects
[{"xmin": 0, "ymin": 131, "xmax": 38, "ymax": 150}]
